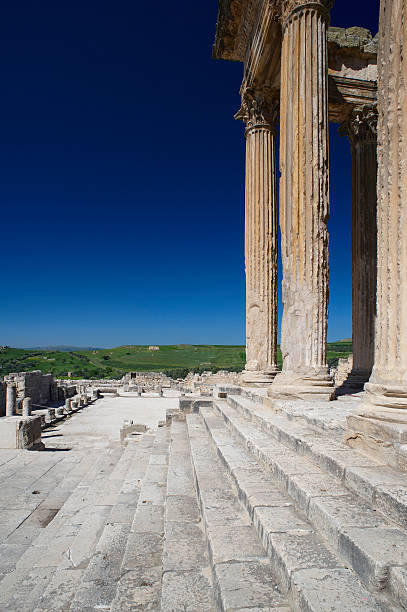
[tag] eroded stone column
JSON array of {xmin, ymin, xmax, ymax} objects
[
  {"xmin": 6, "ymin": 384, "xmax": 16, "ymax": 416},
  {"xmin": 236, "ymin": 86, "xmax": 279, "ymax": 384},
  {"xmin": 22, "ymin": 397, "xmax": 32, "ymax": 417},
  {"xmin": 269, "ymin": 0, "xmax": 334, "ymax": 400},
  {"xmin": 347, "ymin": 0, "xmax": 407, "ymax": 469},
  {"xmin": 342, "ymin": 105, "xmax": 378, "ymax": 391}
]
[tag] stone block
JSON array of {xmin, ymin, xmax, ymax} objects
[
  {"xmin": 207, "ymin": 524, "xmax": 266, "ymax": 565},
  {"xmin": 375, "ymin": 485, "xmax": 407, "ymax": 529},
  {"xmin": 268, "ymin": 531, "xmax": 342, "ymax": 593},
  {"xmin": 308, "ymin": 494, "xmax": 386, "ymax": 549},
  {"xmin": 344, "ymin": 465, "xmax": 406, "ymax": 504},
  {"xmin": 389, "ymin": 566, "xmax": 407, "ymax": 609},
  {"xmin": 166, "ymin": 495, "xmax": 200, "ymax": 523},
  {"xmin": 111, "ymin": 565, "xmax": 162, "ymax": 611},
  {"xmin": 291, "ymin": 568, "xmax": 389, "ymax": 611},
  {"xmin": 161, "ymin": 569, "xmax": 215, "ymax": 611},
  {"xmin": 253, "ymin": 506, "xmax": 311, "ymax": 551},
  {"xmin": 163, "ymin": 521, "xmax": 208, "ymax": 572},
  {"xmin": 214, "ymin": 560, "xmax": 287, "ymax": 611},
  {"xmin": 133, "ymin": 503, "xmax": 164, "ymax": 535},
  {"xmin": 0, "ymin": 416, "xmax": 42, "ymax": 449},
  {"xmin": 287, "ymin": 472, "xmax": 347, "ymax": 511},
  {"xmin": 122, "ymin": 533, "xmax": 163, "ymax": 570},
  {"xmin": 199, "ymin": 487, "xmax": 250, "ymax": 527},
  {"xmin": 338, "ymin": 526, "xmax": 407, "ymax": 590}
]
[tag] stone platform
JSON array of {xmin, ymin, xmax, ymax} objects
[{"xmin": 0, "ymin": 389, "xmax": 406, "ymax": 610}]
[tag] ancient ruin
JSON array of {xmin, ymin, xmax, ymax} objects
[
  {"xmin": 1, "ymin": 0, "xmax": 407, "ymax": 610},
  {"xmin": 218, "ymin": 3, "xmax": 378, "ymax": 399}
]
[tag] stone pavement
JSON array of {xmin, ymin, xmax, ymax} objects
[{"xmin": 43, "ymin": 394, "xmax": 170, "ymax": 448}]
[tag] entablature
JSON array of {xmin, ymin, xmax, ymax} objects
[{"xmin": 214, "ymin": 0, "xmax": 377, "ymax": 122}]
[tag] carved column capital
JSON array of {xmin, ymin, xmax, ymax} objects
[
  {"xmin": 280, "ymin": 0, "xmax": 333, "ymax": 26},
  {"xmin": 342, "ymin": 105, "xmax": 378, "ymax": 145},
  {"xmin": 235, "ymin": 86, "xmax": 279, "ymax": 133}
]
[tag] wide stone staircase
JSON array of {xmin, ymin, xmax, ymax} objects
[{"xmin": 1, "ymin": 390, "xmax": 407, "ymax": 610}]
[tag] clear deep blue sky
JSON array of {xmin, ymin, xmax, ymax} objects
[{"xmin": 0, "ymin": 1, "xmax": 380, "ymax": 348}]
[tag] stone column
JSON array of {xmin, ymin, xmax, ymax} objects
[
  {"xmin": 6, "ymin": 384, "xmax": 16, "ymax": 416},
  {"xmin": 22, "ymin": 397, "xmax": 32, "ymax": 417},
  {"xmin": 342, "ymin": 105, "xmax": 378, "ymax": 391},
  {"xmin": 269, "ymin": 0, "xmax": 334, "ymax": 401},
  {"xmin": 235, "ymin": 86, "xmax": 279, "ymax": 384},
  {"xmin": 347, "ymin": 0, "xmax": 407, "ymax": 469}
]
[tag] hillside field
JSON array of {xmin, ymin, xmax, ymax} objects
[{"xmin": 0, "ymin": 342, "xmax": 353, "ymax": 380}]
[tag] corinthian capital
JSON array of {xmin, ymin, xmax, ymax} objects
[
  {"xmin": 280, "ymin": 0, "xmax": 333, "ymax": 24},
  {"xmin": 235, "ymin": 86, "xmax": 279, "ymax": 130},
  {"xmin": 344, "ymin": 105, "xmax": 378, "ymax": 144}
]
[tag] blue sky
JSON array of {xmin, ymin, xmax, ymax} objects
[{"xmin": 0, "ymin": 1, "xmax": 380, "ymax": 348}]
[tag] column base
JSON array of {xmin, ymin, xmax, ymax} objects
[
  {"xmin": 364, "ymin": 382, "xmax": 407, "ymax": 410},
  {"xmin": 268, "ymin": 370, "xmax": 335, "ymax": 401},
  {"xmin": 346, "ymin": 382, "xmax": 407, "ymax": 472},
  {"xmin": 240, "ymin": 368, "xmax": 279, "ymax": 386}
]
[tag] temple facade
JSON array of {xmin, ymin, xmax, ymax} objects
[
  {"xmin": 214, "ymin": 0, "xmax": 407, "ymax": 470},
  {"xmin": 214, "ymin": 2, "xmax": 379, "ymax": 396}
]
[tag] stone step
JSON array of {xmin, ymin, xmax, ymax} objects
[
  {"xmin": 161, "ymin": 420, "xmax": 216, "ymax": 611},
  {"xmin": 186, "ymin": 413, "xmax": 290, "ymax": 611},
  {"xmin": 0, "ymin": 445, "xmax": 126, "ymax": 611},
  {"xmin": 228, "ymin": 394, "xmax": 407, "ymax": 531},
  {"xmin": 66, "ymin": 433, "xmax": 157, "ymax": 612},
  {"xmin": 199, "ymin": 404, "xmax": 398, "ymax": 611},
  {"xmin": 0, "ymin": 449, "xmax": 94, "ymax": 579},
  {"xmin": 110, "ymin": 426, "xmax": 171, "ymax": 611}
]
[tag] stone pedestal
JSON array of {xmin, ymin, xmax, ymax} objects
[
  {"xmin": 269, "ymin": 0, "xmax": 334, "ymax": 401},
  {"xmin": 45, "ymin": 408, "xmax": 56, "ymax": 424},
  {"xmin": 0, "ymin": 416, "xmax": 43, "ymax": 449},
  {"xmin": 236, "ymin": 87, "xmax": 280, "ymax": 385},
  {"xmin": 341, "ymin": 105, "xmax": 378, "ymax": 392},
  {"xmin": 347, "ymin": 0, "xmax": 407, "ymax": 469}
]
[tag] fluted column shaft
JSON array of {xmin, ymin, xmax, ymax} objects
[
  {"xmin": 365, "ymin": 0, "xmax": 407, "ymax": 410},
  {"xmin": 344, "ymin": 106, "xmax": 378, "ymax": 390},
  {"xmin": 236, "ymin": 88, "xmax": 279, "ymax": 383},
  {"xmin": 270, "ymin": 0, "xmax": 334, "ymax": 400}
]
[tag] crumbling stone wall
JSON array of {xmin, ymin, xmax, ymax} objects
[{"xmin": 4, "ymin": 371, "xmax": 56, "ymax": 407}]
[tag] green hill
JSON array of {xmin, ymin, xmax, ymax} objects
[{"xmin": 0, "ymin": 342, "xmax": 353, "ymax": 380}]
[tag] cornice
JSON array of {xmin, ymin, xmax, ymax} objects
[{"xmin": 213, "ymin": 0, "xmax": 251, "ymax": 62}]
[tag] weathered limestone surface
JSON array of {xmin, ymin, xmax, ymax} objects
[
  {"xmin": 341, "ymin": 105, "xmax": 378, "ymax": 391},
  {"xmin": 236, "ymin": 86, "xmax": 279, "ymax": 384},
  {"xmin": 269, "ymin": 0, "xmax": 334, "ymax": 400}
]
